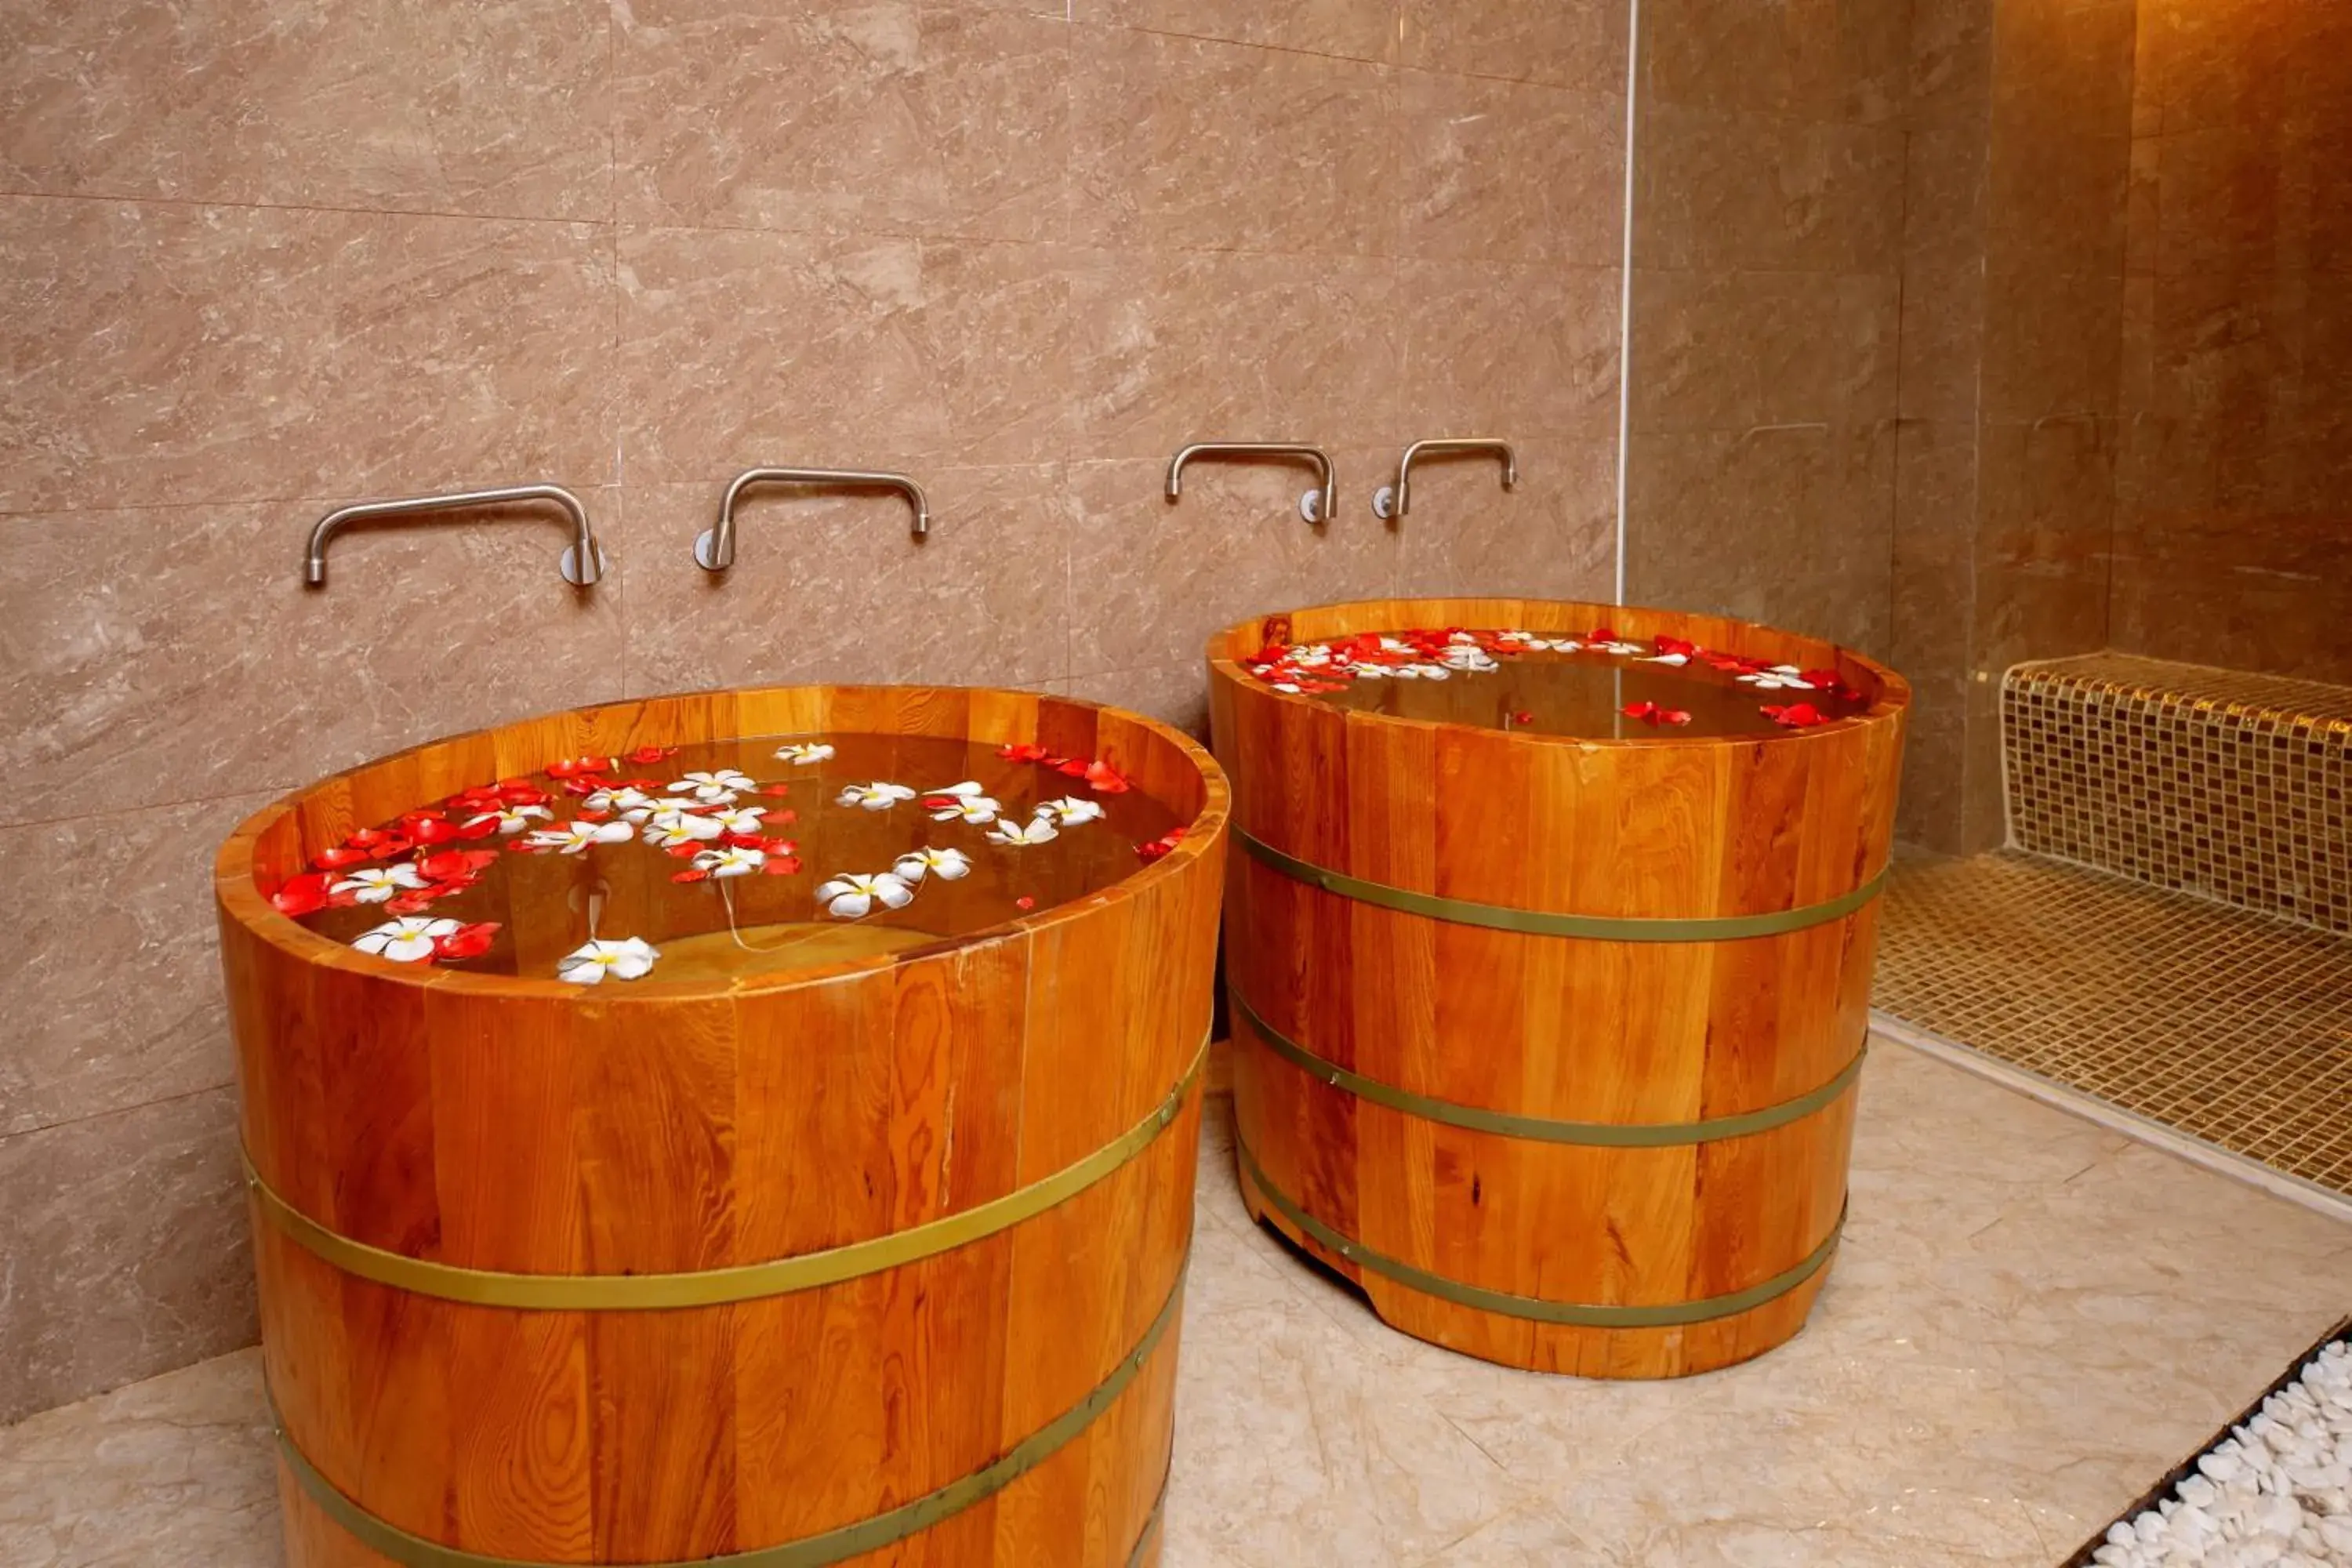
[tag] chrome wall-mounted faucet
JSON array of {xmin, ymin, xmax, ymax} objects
[
  {"xmin": 697, "ymin": 466, "xmax": 931, "ymax": 572},
  {"xmin": 1372, "ymin": 438, "xmax": 1518, "ymax": 521},
  {"xmin": 303, "ymin": 484, "xmax": 604, "ymax": 587},
  {"xmin": 1167, "ymin": 442, "xmax": 1336, "ymax": 525}
]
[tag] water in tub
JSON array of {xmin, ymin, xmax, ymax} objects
[
  {"xmin": 272, "ymin": 737, "xmax": 1188, "ymax": 983},
  {"xmin": 1243, "ymin": 626, "xmax": 1875, "ymax": 739}
]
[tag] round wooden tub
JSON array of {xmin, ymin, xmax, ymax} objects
[
  {"xmin": 215, "ymin": 685, "xmax": 1229, "ymax": 1568},
  {"xmin": 1207, "ymin": 600, "xmax": 1907, "ymax": 1377}
]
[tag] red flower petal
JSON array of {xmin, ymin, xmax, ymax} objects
[
  {"xmin": 454, "ymin": 815, "xmax": 501, "ymax": 840},
  {"xmin": 920, "ymin": 794, "xmax": 963, "ymax": 810},
  {"xmin": 1083, "ymin": 760, "xmax": 1131, "ymax": 794},
  {"xmin": 1015, "ymin": 895, "xmax": 1036, "ymax": 910},
  {"xmin": 1511, "ymin": 710, "xmax": 1535, "ymax": 725},
  {"xmin": 998, "ymin": 743, "xmax": 1051, "ymax": 764},
  {"xmin": 1662, "ymin": 709, "xmax": 1693, "ymax": 726},
  {"xmin": 269, "ymin": 873, "xmax": 335, "ymax": 918},
  {"xmin": 417, "ymin": 848, "xmax": 497, "ymax": 884},
  {"xmin": 431, "ymin": 922, "xmax": 501, "ymax": 961},
  {"xmin": 1592, "ymin": 625, "xmax": 1618, "ymax": 642},
  {"xmin": 1622, "ymin": 701, "xmax": 1660, "ymax": 723},
  {"xmin": 625, "ymin": 746, "xmax": 672, "ymax": 765},
  {"xmin": 665, "ymin": 843, "xmax": 700, "ymax": 858},
  {"xmin": 496, "ymin": 782, "xmax": 550, "ymax": 806},
  {"xmin": 761, "ymin": 855, "xmax": 803, "ymax": 877},
  {"xmin": 406, "ymin": 818, "xmax": 459, "ymax": 846},
  {"xmin": 384, "ymin": 896, "xmax": 432, "ymax": 916},
  {"xmin": 313, "ymin": 845, "xmax": 372, "ymax": 870},
  {"xmin": 759, "ymin": 783, "xmax": 793, "ymax": 797},
  {"xmin": 545, "ymin": 757, "xmax": 611, "ymax": 779},
  {"xmin": 671, "ymin": 868, "xmax": 709, "ymax": 884}
]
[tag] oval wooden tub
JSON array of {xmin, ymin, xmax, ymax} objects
[
  {"xmin": 215, "ymin": 685, "xmax": 1229, "ymax": 1568},
  {"xmin": 1207, "ymin": 599, "xmax": 1907, "ymax": 1378}
]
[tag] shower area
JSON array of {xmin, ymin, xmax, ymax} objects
[{"xmin": 1623, "ymin": 0, "xmax": 2352, "ymax": 1207}]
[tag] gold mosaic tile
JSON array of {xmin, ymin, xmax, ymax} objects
[
  {"xmin": 1874, "ymin": 849, "xmax": 2352, "ymax": 1200},
  {"xmin": 2003, "ymin": 652, "xmax": 2352, "ymax": 935}
]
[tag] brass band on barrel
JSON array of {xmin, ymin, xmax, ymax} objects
[
  {"xmin": 1237, "ymin": 1142, "xmax": 1844, "ymax": 1330},
  {"xmin": 1231, "ymin": 990, "xmax": 1864, "ymax": 1149},
  {"xmin": 245, "ymin": 1033, "xmax": 1207, "ymax": 1312},
  {"xmin": 270, "ymin": 1254, "xmax": 1191, "ymax": 1568},
  {"xmin": 1236, "ymin": 828, "xmax": 1889, "ymax": 942}
]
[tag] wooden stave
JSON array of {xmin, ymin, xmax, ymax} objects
[
  {"xmin": 215, "ymin": 685, "xmax": 1229, "ymax": 1564},
  {"xmin": 1207, "ymin": 600, "xmax": 1905, "ymax": 1377}
]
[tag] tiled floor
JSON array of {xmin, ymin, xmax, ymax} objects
[
  {"xmin": 6, "ymin": 1040, "xmax": 2352, "ymax": 1568},
  {"xmin": 1876, "ymin": 849, "xmax": 2352, "ymax": 1200}
]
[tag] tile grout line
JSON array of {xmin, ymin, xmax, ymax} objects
[{"xmin": 0, "ymin": 1077, "xmax": 241, "ymax": 1149}]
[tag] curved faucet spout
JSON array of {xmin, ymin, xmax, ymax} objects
[
  {"xmin": 1389, "ymin": 438, "xmax": 1518, "ymax": 521},
  {"xmin": 699, "ymin": 466, "xmax": 931, "ymax": 572},
  {"xmin": 304, "ymin": 484, "xmax": 603, "ymax": 587},
  {"xmin": 1166, "ymin": 442, "xmax": 1336, "ymax": 524}
]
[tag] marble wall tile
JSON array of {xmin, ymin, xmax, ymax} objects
[
  {"xmin": 615, "ymin": 4, "xmax": 1068, "ymax": 243},
  {"xmin": 1395, "ymin": 261, "xmax": 1621, "ymax": 443},
  {"xmin": 1069, "ymin": 247, "xmax": 1403, "ymax": 463},
  {"xmin": 0, "ymin": 794, "xmax": 271, "ymax": 1140},
  {"xmin": 1632, "ymin": 104, "xmax": 1903, "ymax": 274},
  {"xmin": 1978, "ymin": 263, "xmax": 2126, "ymax": 424},
  {"xmin": 616, "ymin": 228, "xmax": 1076, "ymax": 480},
  {"xmin": 0, "ymin": 0, "xmax": 611, "ymax": 221},
  {"xmin": 620, "ymin": 466, "xmax": 1072, "ymax": 696},
  {"xmin": 2151, "ymin": 125, "xmax": 2298, "ymax": 278},
  {"xmin": 1908, "ymin": 0, "xmax": 1994, "ymax": 129},
  {"xmin": 0, "ymin": 198, "xmax": 616, "ymax": 516},
  {"xmin": 1396, "ymin": 0, "xmax": 1626, "ymax": 96},
  {"xmin": 1068, "ymin": 25, "xmax": 1395, "ymax": 257},
  {"xmin": 1393, "ymin": 71, "xmax": 1624, "ymax": 267},
  {"xmin": 1641, "ymin": 0, "xmax": 1908, "ymax": 125},
  {"xmin": 0, "ymin": 494, "xmax": 626, "ymax": 825},
  {"xmin": 2108, "ymin": 509, "xmax": 2352, "ymax": 683},
  {"xmin": 1624, "ymin": 422, "xmax": 1897, "ymax": 655},
  {"xmin": 2135, "ymin": 0, "xmax": 2296, "ymax": 136},
  {"xmin": 0, "ymin": 1087, "xmax": 256, "ymax": 1426},
  {"xmin": 1078, "ymin": 0, "xmax": 1397, "ymax": 66},
  {"xmin": 1054, "ymin": 663, "xmax": 1217, "ymax": 741},
  {"xmin": 1065, "ymin": 456, "xmax": 1398, "ymax": 674},
  {"xmin": 1628, "ymin": 269, "xmax": 1899, "ymax": 435},
  {"xmin": 1388, "ymin": 434, "xmax": 1616, "ymax": 604}
]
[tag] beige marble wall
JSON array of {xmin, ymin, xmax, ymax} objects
[
  {"xmin": 1880, "ymin": 0, "xmax": 2139, "ymax": 853},
  {"xmin": 2113, "ymin": 0, "xmax": 2352, "ymax": 684},
  {"xmin": 0, "ymin": 2, "xmax": 1628, "ymax": 1421},
  {"xmin": 1621, "ymin": 2, "xmax": 1908, "ymax": 660}
]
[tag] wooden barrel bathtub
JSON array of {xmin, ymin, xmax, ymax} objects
[
  {"xmin": 214, "ymin": 685, "xmax": 1228, "ymax": 1568},
  {"xmin": 1208, "ymin": 600, "xmax": 1907, "ymax": 1377}
]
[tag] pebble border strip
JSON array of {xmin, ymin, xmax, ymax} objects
[{"xmin": 2068, "ymin": 1319, "xmax": 2352, "ymax": 1567}]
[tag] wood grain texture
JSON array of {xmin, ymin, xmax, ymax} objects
[
  {"xmin": 216, "ymin": 685, "xmax": 1227, "ymax": 1566},
  {"xmin": 1208, "ymin": 599, "xmax": 1907, "ymax": 1377}
]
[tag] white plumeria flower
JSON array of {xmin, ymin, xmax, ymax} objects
[
  {"xmin": 1034, "ymin": 796, "xmax": 1105, "ymax": 827},
  {"xmin": 707, "ymin": 804, "xmax": 768, "ymax": 834},
  {"xmin": 1644, "ymin": 652, "xmax": 1690, "ymax": 666},
  {"xmin": 1496, "ymin": 630, "xmax": 1543, "ymax": 646},
  {"xmin": 528, "ymin": 820, "xmax": 636, "ymax": 855},
  {"xmin": 1272, "ymin": 681, "xmax": 1302, "ymax": 694},
  {"xmin": 583, "ymin": 786, "xmax": 655, "ymax": 817},
  {"xmin": 333, "ymin": 864, "xmax": 426, "ymax": 903},
  {"xmin": 693, "ymin": 844, "xmax": 768, "ymax": 879},
  {"xmin": 987, "ymin": 816, "xmax": 1060, "ymax": 848},
  {"xmin": 1547, "ymin": 638, "xmax": 1586, "ymax": 653},
  {"xmin": 925, "ymin": 782, "xmax": 1003, "ymax": 824},
  {"xmin": 774, "ymin": 742, "xmax": 836, "ymax": 766},
  {"xmin": 557, "ymin": 937, "xmax": 660, "ymax": 985},
  {"xmin": 1439, "ymin": 646, "xmax": 1498, "ymax": 672},
  {"xmin": 838, "ymin": 782, "xmax": 918, "ymax": 811},
  {"xmin": 1739, "ymin": 670, "xmax": 1815, "ymax": 691},
  {"xmin": 645, "ymin": 810, "xmax": 727, "ymax": 848},
  {"xmin": 352, "ymin": 916, "xmax": 459, "ymax": 962},
  {"xmin": 893, "ymin": 847, "xmax": 973, "ymax": 884},
  {"xmin": 1351, "ymin": 665, "xmax": 1388, "ymax": 680},
  {"xmin": 626, "ymin": 794, "xmax": 702, "ymax": 824},
  {"xmin": 672, "ymin": 769, "xmax": 755, "ymax": 804},
  {"xmin": 465, "ymin": 804, "xmax": 553, "ymax": 837},
  {"xmin": 1598, "ymin": 640, "xmax": 1646, "ymax": 656},
  {"xmin": 817, "ymin": 872, "xmax": 916, "ymax": 920}
]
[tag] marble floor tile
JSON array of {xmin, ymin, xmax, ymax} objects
[{"xmin": 4, "ymin": 1037, "xmax": 2349, "ymax": 1568}]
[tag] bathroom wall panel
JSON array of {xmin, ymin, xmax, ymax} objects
[
  {"xmin": 1067, "ymin": 24, "xmax": 1399, "ymax": 256},
  {"xmin": 0, "ymin": 1087, "xmax": 255, "ymax": 1425},
  {"xmin": 1065, "ymin": 245, "xmax": 1408, "ymax": 463},
  {"xmin": 0, "ymin": 0, "xmax": 612, "ymax": 222},
  {"xmin": 1394, "ymin": 260, "xmax": 1621, "ymax": 441},
  {"xmin": 617, "ymin": 466, "xmax": 1076, "ymax": 698},
  {"xmin": 1063, "ymin": 455, "xmax": 1399, "ymax": 674},
  {"xmin": 1388, "ymin": 433, "xmax": 1617, "ymax": 603},
  {"xmin": 0, "ymin": 198, "xmax": 617, "ymax": 517},
  {"xmin": 614, "ymin": 3, "xmax": 1072, "ymax": 245},
  {"xmin": 0, "ymin": 794, "xmax": 274, "ymax": 1139},
  {"xmin": 1396, "ymin": 0, "xmax": 1626, "ymax": 95},
  {"xmin": 616, "ymin": 227, "xmax": 1083, "ymax": 480},
  {"xmin": 0, "ymin": 496, "xmax": 626, "ymax": 826},
  {"xmin": 1628, "ymin": 269, "xmax": 1899, "ymax": 435},
  {"xmin": 1392, "ymin": 70, "xmax": 1625, "ymax": 267},
  {"xmin": 1077, "ymin": 0, "xmax": 1399, "ymax": 64},
  {"xmin": 1641, "ymin": 0, "xmax": 1907, "ymax": 125},
  {"xmin": 1631, "ymin": 106, "xmax": 1905, "ymax": 275}
]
